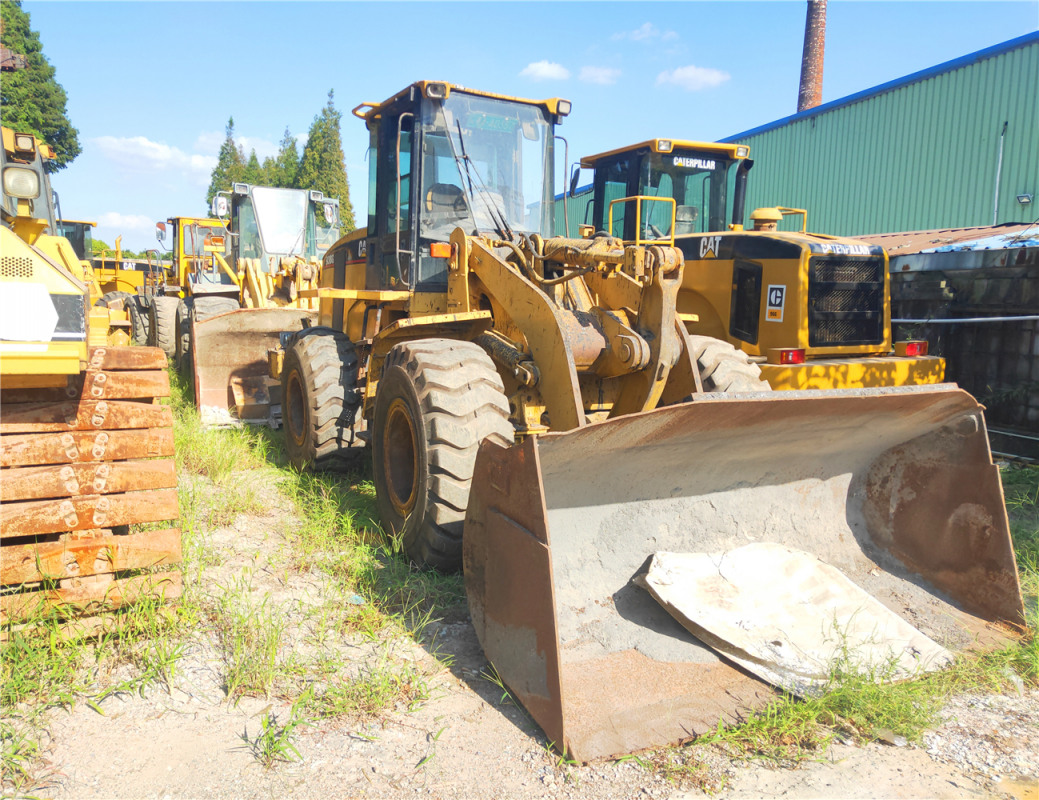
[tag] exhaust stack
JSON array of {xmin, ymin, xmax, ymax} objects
[{"xmin": 798, "ymin": 0, "xmax": 827, "ymax": 112}]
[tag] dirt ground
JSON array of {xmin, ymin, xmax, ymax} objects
[{"xmin": 20, "ymin": 476, "xmax": 1039, "ymax": 800}]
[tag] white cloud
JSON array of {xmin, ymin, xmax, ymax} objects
[
  {"xmin": 92, "ymin": 135, "xmax": 216, "ymax": 176},
  {"xmin": 96, "ymin": 211, "xmax": 155, "ymax": 233},
  {"xmin": 520, "ymin": 60, "xmax": 570, "ymax": 81},
  {"xmin": 656, "ymin": 65, "xmax": 731, "ymax": 91},
  {"xmin": 193, "ymin": 131, "xmax": 224, "ymax": 156},
  {"xmin": 579, "ymin": 66, "xmax": 621, "ymax": 86},
  {"xmin": 612, "ymin": 23, "xmax": 678, "ymax": 42}
]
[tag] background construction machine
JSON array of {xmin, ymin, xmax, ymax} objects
[
  {"xmin": 575, "ymin": 139, "xmax": 945, "ymax": 391},
  {"xmin": 269, "ymin": 82, "xmax": 1022, "ymax": 761},
  {"xmin": 151, "ymin": 186, "xmax": 340, "ymax": 426},
  {"xmin": 1, "ymin": 127, "xmax": 181, "ymax": 629}
]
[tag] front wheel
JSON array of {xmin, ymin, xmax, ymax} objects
[
  {"xmin": 282, "ymin": 328, "xmax": 364, "ymax": 472},
  {"xmin": 372, "ymin": 339, "xmax": 513, "ymax": 571}
]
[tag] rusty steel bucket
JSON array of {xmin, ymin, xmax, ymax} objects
[
  {"xmin": 192, "ymin": 308, "xmax": 314, "ymax": 427},
  {"xmin": 463, "ymin": 384, "xmax": 1023, "ymax": 761}
]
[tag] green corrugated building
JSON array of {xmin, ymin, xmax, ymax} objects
[
  {"xmin": 720, "ymin": 32, "xmax": 1038, "ymax": 235},
  {"xmin": 559, "ymin": 32, "xmax": 1038, "ymax": 237}
]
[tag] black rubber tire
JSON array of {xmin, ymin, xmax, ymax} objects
[
  {"xmin": 174, "ymin": 298, "xmax": 193, "ymax": 372},
  {"xmin": 129, "ymin": 297, "xmax": 149, "ymax": 345},
  {"xmin": 688, "ymin": 335, "xmax": 772, "ymax": 392},
  {"xmin": 282, "ymin": 328, "xmax": 364, "ymax": 472},
  {"xmin": 372, "ymin": 339, "xmax": 513, "ymax": 572},
  {"xmin": 149, "ymin": 295, "xmax": 179, "ymax": 356}
]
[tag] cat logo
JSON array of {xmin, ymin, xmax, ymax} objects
[
  {"xmin": 766, "ymin": 284, "xmax": 786, "ymax": 322},
  {"xmin": 698, "ymin": 235, "xmax": 722, "ymax": 259}
]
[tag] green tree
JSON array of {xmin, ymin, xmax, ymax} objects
[
  {"xmin": 268, "ymin": 127, "xmax": 300, "ymax": 188},
  {"xmin": 296, "ymin": 91, "xmax": 355, "ymax": 233},
  {"xmin": 205, "ymin": 117, "xmax": 247, "ymax": 209},
  {"xmin": 244, "ymin": 149, "xmax": 262, "ymax": 184},
  {"xmin": 0, "ymin": 0, "xmax": 81, "ymax": 171}
]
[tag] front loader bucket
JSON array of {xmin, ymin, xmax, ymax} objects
[
  {"xmin": 192, "ymin": 308, "xmax": 314, "ymax": 427},
  {"xmin": 463, "ymin": 384, "xmax": 1023, "ymax": 761}
]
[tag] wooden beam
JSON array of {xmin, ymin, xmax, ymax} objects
[
  {"xmin": 1, "ymin": 528, "xmax": 181, "ymax": 585},
  {"xmin": 0, "ymin": 428, "xmax": 174, "ymax": 467},
  {"xmin": 0, "ymin": 488, "xmax": 179, "ymax": 537},
  {"xmin": 1, "ymin": 571, "xmax": 183, "ymax": 624},
  {"xmin": 1, "ymin": 459, "xmax": 176, "ymax": 501}
]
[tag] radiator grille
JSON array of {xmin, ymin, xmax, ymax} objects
[
  {"xmin": 808, "ymin": 256, "xmax": 884, "ymax": 346},
  {"xmin": 0, "ymin": 256, "xmax": 34, "ymax": 279}
]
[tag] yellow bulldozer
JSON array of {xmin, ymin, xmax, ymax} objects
[
  {"xmin": 150, "ymin": 185, "xmax": 340, "ymax": 426},
  {"xmin": 575, "ymin": 139, "xmax": 945, "ymax": 391},
  {"xmin": 0, "ymin": 127, "xmax": 181, "ymax": 629},
  {"xmin": 263, "ymin": 83, "xmax": 1022, "ymax": 760}
]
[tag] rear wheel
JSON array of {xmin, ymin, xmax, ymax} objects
[
  {"xmin": 149, "ymin": 295, "xmax": 179, "ymax": 356},
  {"xmin": 179, "ymin": 296, "xmax": 240, "ymax": 373},
  {"xmin": 282, "ymin": 328, "xmax": 364, "ymax": 472},
  {"xmin": 689, "ymin": 335, "xmax": 772, "ymax": 392},
  {"xmin": 174, "ymin": 298, "xmax": 193, "ymax": 372},
  {"xmin": 372, "ymin": 339, "xmax": 513, "ymax": 571},
  {"xmin": 129, "ymin": 297, "xmax": 150, "ymax": 345}
]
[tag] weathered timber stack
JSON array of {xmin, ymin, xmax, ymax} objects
[{"xmin": 1, "ymin": 346, "xmax": 181, "ymax": 631}]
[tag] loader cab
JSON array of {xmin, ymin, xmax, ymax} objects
[
  {"xmin": 356, "ymin": 81, "xmax": 567, "ymax": 292},
  {"xmin": 215, "ymin": 185, "xmax": 339, "ymax": 275},
  {"xmin": 581, "ymin": 139, "xmax": 751, "ymax": 242},
  {"xmin": 54, "ymin": 219, "xmax": 95, "ymax": 261}
]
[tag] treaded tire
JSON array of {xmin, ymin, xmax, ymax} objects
[
  {"xmin": 282, "ymin": 328, "xmax": 364, "ymax": 472},
  {"xmin": 372, "ymin": 339, "xmax": 513, "ymax": 572},
  {"xmin": 149, "ymin": 295, "xmax": 179, "ymax": 356},
  {"xmin": 129, "ymin": 297, "xmax": 149, "ymax": 345},
  {"xmin": 688, "ymin": 335, "xmax": 772, "ymax": 393},
  {"xmin": 174, "ymin": 298, "xmax": 193, "ymax": 372}
]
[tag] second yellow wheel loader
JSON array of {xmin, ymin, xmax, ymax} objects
[{"xmin": 269, "ymin": 82, "xmax": 1023, "ymax": 761}]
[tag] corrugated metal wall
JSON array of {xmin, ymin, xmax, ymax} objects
[{"xmin": 725, "ymin": 34, "xmax": 1039, "ymax": 236}]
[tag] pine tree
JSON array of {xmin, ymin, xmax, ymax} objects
[
  {"xmin": 205, "ymin": 117, "xmax": 247, "ymax": 209},
  {"xmin": 244, "ymin": 149, "xmax": 262, "ymax": 184},
  {"xmin": 269, "ymin": 127, "xmax": 300, "ymax": 188},
  {"xmin": 0, "ymin": 0, "xmax": 81, "ymax": 171},
  {"xmin": 296, "ymin": 91, "xmax": 355, "ymax": 233}
]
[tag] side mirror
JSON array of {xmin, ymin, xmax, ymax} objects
[
  {"xmin": 212, "ymin": 196, "xmax": 229, "ymax": 218},
  {"xmin": 323, "ymin": 202, "xmax": 337, "ymax": 225},
  {"xmin": 569, "ymin": 167, "xmax": 581, "ymax": 198},
  {"xmin": 155, "ymin": 221, "xmax": 167, "ymax": 242}
]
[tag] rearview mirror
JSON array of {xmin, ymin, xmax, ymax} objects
[
  {"xmin": 155, "ymin": 221, "xmax": 166, "ymax": 242},
  {"xmin": 569, "ymin": 167, "xmax": 581, "ymax": 198},
  {"xmin": 212, "ymin": 196, "xmax": 229, "ymax": 218},
  {"xmin": 323, "ymin": 202, "xmax": 337, "ymax": 225}
]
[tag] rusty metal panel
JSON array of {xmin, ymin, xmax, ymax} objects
[
  {"xmin": 1, "ymin": 459, "xmax": 176, "ymax": 502},
  {"xmin": 1, "ymin": 571, "xmax": 183, "ymax": 624},
  {"xmin": 0, "ymin": 428, "xmax": 175, "ymax": 467},
  {"xmin": 1, "ymin": 488, "xmax": 180, "ymax": 538},
  {"xmin": 464, "ymin": 384, "xmax": 1022, "ymax": 761},
  {"xmin": 191, "ymin": 307, "xmax": 314, "ymax": 425},
  {"xmin": 1, "ymin": 528, "xmax": 182, "ymax": 585},
  {"xmin": 86, "ymin": 346, "xmax": 168, "ymax": 372},
  {"xmin": 0, "ymin": 399, "xmax": 173, "ymax": 433}
]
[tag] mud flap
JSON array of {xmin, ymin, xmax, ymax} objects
[
  {"xmin": 463, "ymin": 384, "xmax": 1023, "ymax": 761},
  {"xmin": 192, "ymin": 308, "xmax": 314, "ymax": 427}
]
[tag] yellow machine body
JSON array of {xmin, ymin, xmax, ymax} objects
[
  {"xmin": 266, "ymin": 86, "xmax": 1021, "ymax": 762},
  {"xmin": 579, "ymin": 139, "xmax": 944, "ymax": 390}
]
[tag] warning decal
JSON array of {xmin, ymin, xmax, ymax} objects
[{"xmin": 766, "ymin": 285, "xmax": 786, "ymax": 322}]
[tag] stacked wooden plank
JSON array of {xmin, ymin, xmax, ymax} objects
[{"xmin": 1, "ymin": 347, "xmax": 181, "ymax": 629}]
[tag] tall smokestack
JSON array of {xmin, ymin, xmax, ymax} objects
[{"xmin": 797, "ymin": 0, "xmax": 827, "ymax": 112}]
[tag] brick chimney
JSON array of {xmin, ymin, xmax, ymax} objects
[{"xmin": 797, "ymin": 0, "xmax": 826, "ymax": 112}]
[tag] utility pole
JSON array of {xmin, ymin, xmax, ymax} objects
[{"xmin": 797, "ymin": 0, "xmax": 827, "ymax": 112}]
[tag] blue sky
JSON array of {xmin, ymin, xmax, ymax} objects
[{"xmin": 23, "ymin": 1, "xmax": 1039, "ymax": 251}]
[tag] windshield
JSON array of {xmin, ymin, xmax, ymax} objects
[
  {"xmin": 56, "ymin": 221, "xmax": 93, "ymax": 260},
  {"xmin": 429, "ymin": 92, "xmax": 554, "ymax": 240},
  {"xmin": 252, "ymin": 186, "xmax": 307, "ymax": 255},
  {"xmin": 638, "ymin": 149, "xmax": 737, "ymax": 236},
  {"xmin": 306, "ymin": 200, "xmax": 340, "ymax": 258}
]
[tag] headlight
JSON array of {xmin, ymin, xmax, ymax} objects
[
  {"xmin": 425, "ymin": 82, "xmax": 448, "ymax": 99},
  {"xmin": 3, "ymin": 166, "xmax": 41, "ymax": 199},
  {"xmin": 736, "ymin": 145, "xmax": 750, "ymax": 158},
  {"xmin": 656, "ymin": 139, "xmax": 674, "ymax": 153},
  {"xmin": 556, "ymin": 99, "xmax": 572, "ymax": 117}
]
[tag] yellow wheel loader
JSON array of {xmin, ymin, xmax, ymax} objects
[
  {"xmin": 576, "ymin": 139, "xmax": 945, "ymax": 391},
  {"xmin": 270, "ymin": 83, "xmax": 1023, "ymax": 761},
  {"xmin": 1, "ymin": 128, "xmax": 181, "ymax": 628},
  {"xmin": 151, "ymin": 186, "xmax": 340, "ymax": 426}
]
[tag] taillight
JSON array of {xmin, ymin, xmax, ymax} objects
[
  {"xmin": 895, "ymin": 340, "xmax": 928, "ymax": 357},
  {"xmin": 767, "ymin": 348, "xmax": 806, "ymax": 365}
]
